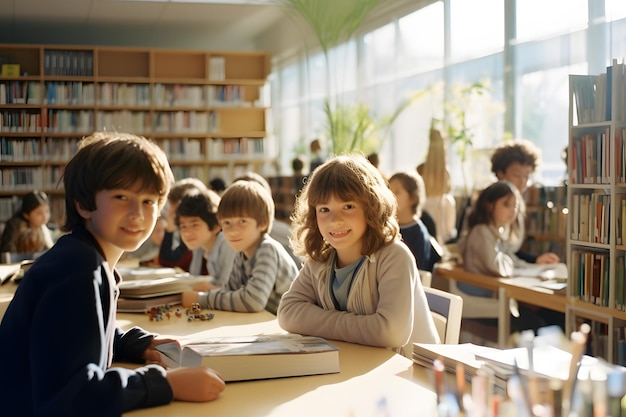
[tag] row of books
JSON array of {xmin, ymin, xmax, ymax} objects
[
  {"xmin": 0, "ymin": 136, "xmax": 265, "ymax": 164},
  {"xmin": 0, "ymin": 166, "xmax": 63, "ymax": 190},
  {"xmin": 0, "ymin": 82, "xmax": 39, "ymax": 105},
  {"xmin": 44, "ymin": 82, "xmax": 96, "ymax": 106},
  {"xmin": 0, "ymin": 108, "xmax": 266, "ymax": 133},
  {"xmin": 570, "ymin": 129, "xmax": 612, "ymax": 185},
  {"xmin": 154, "ymin": 84, "xmax": 253, "ymax": 107},
  {"xmin": 1, "ymin": 81, "xmax": 260, "ymax": 108},
  {"xmin": 0, "ymin": 109, "xmax": 93, "ymax": 133},
  {"xmin": 571, "ymin": 59, "xmax": 626, "ymax": 124},
  {"xmin": 160, "ymin": 137, "xmax": 264, "ymax": 161},
  {"xmin": 570, "ymin": 250, "xmax": 611, "ymax": 307},
  {"xmin": 569, "ymin": 250, "xmax": 626, "ymax": 312},
  {"xmin": 151, "ymin": 111, "xmax": 220, "ymax": 134},
  {"xmin": 0, "ymin": 196, "xmax": 20, "ymax": 220},
  {"xmin": 44, "ymin": 49, "xmax": 94, "ymax": 77},
  {"xmin": 0, "ymin": 137, "xmax": 80, "ymax": 162},
  {"xmin": 524, "ymin": 185, "xmax": 567, "ymax": 207},
  {"xmin": 570, "ymin": 192, "xmax": 610, "ymax": 244},
  {"xmin": 169, "ymin": 163, "xmax": 263, "ymax": 186},
  {"xmin": 570, "ymin": 129, "xmax": 626, "ymax": 185},
  {"xmin": 525, "ymin": 207, "xmax": 567, "ymax": 236}
]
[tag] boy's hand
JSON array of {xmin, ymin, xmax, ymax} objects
[
  {"xmin": 142, "ymin": 336, "xmax": 179, "ymax": 364},
  {"xmin": 181, "ymin": 290, "xmax": 199, "ymax": 307},
  {"xmin": 167, "ymin": 367, "xmax": 225, "ymax": 402}
]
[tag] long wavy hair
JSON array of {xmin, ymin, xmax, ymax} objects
[{"xmin": 290, "ymin": 153, "xmax": 399, "ymax": 263}]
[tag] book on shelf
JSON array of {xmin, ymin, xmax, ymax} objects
[{"xmin": 156, "ymin": 334, "xmax": 340, "ymax": 381}]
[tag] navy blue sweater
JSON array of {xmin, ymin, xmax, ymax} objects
[{"xmin": 0, "ymin": 225, "xmax": 173, "ymax": 416}]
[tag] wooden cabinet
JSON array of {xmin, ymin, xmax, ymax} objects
[
  {"xmin": 0, "ymin": 44, "xmax": 272, "ymax": 226},
  {"xmin": 567, "ymin": 63, "xmax": 626, "ymax": 365}
]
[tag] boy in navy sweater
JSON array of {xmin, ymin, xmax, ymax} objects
[{"xmin": 0, "ymin": 132, "xmax": 224, "ymax": 417}]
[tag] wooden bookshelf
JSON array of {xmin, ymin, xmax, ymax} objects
[
  {"xmin": 0, "ymin": 44, "xmax": 273, "ymax": 226},
  {"xmin": 567, "ymin": 62, "xmax": 626, "ymax": 365},
  {"xmin": 522, "ymin": 184, "xmax": 567, "ymax": 261}
]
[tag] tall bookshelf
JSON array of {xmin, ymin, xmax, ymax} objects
[
  {"xmin": 0, "ymin": 44, "xmax": 273, "ymax": 227},
  {"xmin": 522, "ymin": 184, "xmax": 567, "ymax": 261},
  {"xmin": 567, "ymin": 60, "xmax": 626, "ymax": 365}
]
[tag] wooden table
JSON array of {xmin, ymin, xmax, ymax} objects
[
  {"xmin": 118, "ymin": 310, "xmax": 438, "ymax": 417},
  {"xmin": 0, "ymin": 263, "xmax": 21, "ymax": 320},
  {"xmin": 434, "ymin": 262, "xmax": 567, "ymax": 346}
]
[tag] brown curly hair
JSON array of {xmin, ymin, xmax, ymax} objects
[
  {"xmin": 490, "ymin": 139, "xmax": 540, "ymax": 176},
  {"xmin": 290, "ymin": 154, "xmax": 399, "ymax": 263}
]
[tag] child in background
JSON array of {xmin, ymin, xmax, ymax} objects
[
  {"xmin": 418, "ymin": 126, "xmax": 457, "ymax": 246},
  {"xmin": 182, "ymin": 180, "xmax": 298, "ymax": 315},
  {"xmin": 388, "ymin": 171, "xmax": 440, "ymax": 272},
  {"xmin": 455, "ymin": 140, "xmax": 561, "ymax": 265},
  {"xmin": 0, "ymin": 190, "xmax": 54, "ymax": 254},
  {"xmin": 0, "ymin": 132, "xmax": 224, "ymax": 416},
  {"xmin": 234, "ymin": 171, "xmax": 302, "ymax": 268},
  {"xmin": 457, "ymin": 180, "xmax": 547, "ymax": 332},
  {"xmin": 158, "ymin": 177, "xmax": 208, "ymax": 271},
  {"xmin": 208, "ymin": 177, "xmax": 226, "ymax": 195},
  {"xmin": 277, "ymin": 154, "xmax": 439, "ymax": 351},
  {"xmin": 490, "ymin": 139, "xmax": 560, "ymax": 264},
  {"xmin": 125, "ymin": 216, "xmax": 167, "ymax": 265},
  {"xmin": 176, "ymin": 189, "xmax": 236, "ymax": 286}
]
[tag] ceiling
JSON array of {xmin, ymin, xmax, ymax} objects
[{"xmin": 0, "ymin": 0, "xmax": 287, "ymax": 47}]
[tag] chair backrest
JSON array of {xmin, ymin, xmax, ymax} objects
[
  {"xmin": 418, "ymin": 270, "xmax": 432, "ymax": 288},
  {"xmin": 447, "ymin": 278, "xmax": 500, "ymax": 318},
  {"xmin": 423, "ymin": 286, "xmax": 463, "ymax": 344}
]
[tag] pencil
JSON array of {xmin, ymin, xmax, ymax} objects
[{"xmin": 563, "ymin": 323, "xmax": 591, "ymax": 416}]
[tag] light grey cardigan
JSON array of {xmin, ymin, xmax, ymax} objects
[{"xmin": 277, "ymin": 239, "xmax": 439, "ymax": 352}]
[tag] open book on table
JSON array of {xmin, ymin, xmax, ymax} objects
[
  {"xmin": 156, "ymin": 334, "xmax": 340, "ymax": 381},
  {"xmin": 118, "ymin": 274, "xmax": 210, "ymax": 298},
  {"xmin": 513, "ymin": 262, "xmax": 568, "ymax": 281},
  {"xmin": 117, "ymin": 266, "xmax": 187, "ymax": 281}
]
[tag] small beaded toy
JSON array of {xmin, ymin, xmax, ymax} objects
[{"xmin": 144, "ymin": 302, "xmax": 214, "ymax": 322}]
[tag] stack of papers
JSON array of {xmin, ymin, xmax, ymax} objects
[{"xmin": 513, "ymin": 263, "xmax": 568, "ymax": 280}]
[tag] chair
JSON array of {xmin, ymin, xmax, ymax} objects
[
  {"xmin": 447, "ymin": 279, "xmax": 500, "ymax": 318},
  {"xmin": 418, "ymin": 269, "xmax": 432, "ymax": 288},
  {"xmin": 423, "ymin": 286, "xmax": 463, "ymax": 344}
]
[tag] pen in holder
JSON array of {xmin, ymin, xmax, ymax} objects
[{"xmin": 562, "ymin": 323, "xmax": 591, "ymax": 416}]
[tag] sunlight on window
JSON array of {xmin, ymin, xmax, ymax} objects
[
  {"xmin": 520, "ymin": 66, "xmax": 585, "ymax": 185},
  {"xmin": 305, "ymin": 53, "xmax": 327, "ymax": 101},
  {"xmin": 363, "ymin": 23, "xmax": 396, "ymax": 84},
  {"xmin": 516, "ymin": 0, "xmax": 587, "ymax": 43},
  {"xmin": 450, "ymin": 0, "xmax": 503, "ymax": 61},
  {"xmin": 398, "ymin": 2, "xmax": 444, "ymax": 74},
  {"xmin": 327, "ymin": 41, "xmax": 357, "ymax": 95},
  {"xmin": 279, "ymin": 63, "xmax": 299, "ymax": 103},
  {"xmin": 606, "ymin": 0, "xmax": 626, "ymax": 21}
]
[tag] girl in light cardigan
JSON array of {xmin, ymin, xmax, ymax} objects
[{"xmin": 278, "ymin": 154, "xmax": 439, "ymax": 352}]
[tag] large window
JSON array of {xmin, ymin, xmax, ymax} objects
[
  {"xmin": 272, "ymin": 0, "xmax": 625, "ymax": 191},
  {"xmin": 449, "ymin": 0, "xmax": 503, "ymax": 62}
]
